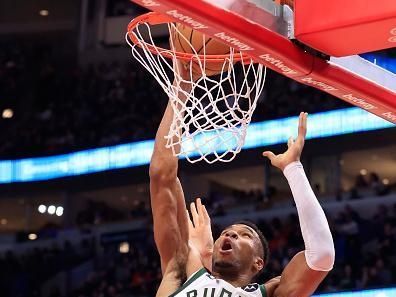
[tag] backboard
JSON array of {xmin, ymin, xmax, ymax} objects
[{"xmin": 129, "ymin": 0, "xmax": 396, "ymax": 124}]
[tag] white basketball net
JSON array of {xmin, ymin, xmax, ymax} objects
[{"xmin": 126, "ymin": 20, "xmax": 266, "ymax": 163}]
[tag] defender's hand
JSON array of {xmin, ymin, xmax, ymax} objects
[
  {"xmin": 263, "ymin": 112, "xmax": 307, "ymax": 171},
  {"xmin": 188, "ymin": 198, "xmax": 213, "ymax": 270}
]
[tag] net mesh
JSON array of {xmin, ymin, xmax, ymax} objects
[{"xmin": 126, "ymin": 18, "xmax": 266, "ymax": 163}]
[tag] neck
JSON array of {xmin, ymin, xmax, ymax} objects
[{"xmin": 211, "ymin": 269, "xmax": 253, "ymax": 288}]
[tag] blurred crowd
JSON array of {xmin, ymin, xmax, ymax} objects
[
  {"xmin": 349, "ymin": 172, "xmax": 392, "ymax": 200},
  {"xmin": 73, "ymin": 234, "xmax": 160, "ymax": 297},
  {"xmin": 0, "ymin": 43, "xmax": 166, "ymax": 158},
  {"xmin": 0, "ymin": 239, "xmax": 94, "ymax": 297},
  {"xmin": 0, "ymin": 43, "xmax": 349, "ymax": 158},
  {"xmin": 75, "ymin": 199, "xmax": 149, "ymax": 227},
  {"xmin": 106, "ymin": 0, "xmax": 147, "ymax": 17},
  {"xmin": 71, "ymin": 169, "xmax": 393, "ymax": 229},
  {"xmin": 76, "ymin": 200, "xmax": 127, "ymax": 227}
]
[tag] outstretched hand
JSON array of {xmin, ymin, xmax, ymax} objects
[
  {"xmin": 187, "ymin": 198, "xmax": 213, "ymax": 270},
  {"xmin": 263, "ymin": 112, "xmax": 307, "ymax": 171}
]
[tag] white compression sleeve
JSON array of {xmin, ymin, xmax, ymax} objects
[{"xmin": 283, "ymin": 161, "xmax": 335, "ymax": 271}]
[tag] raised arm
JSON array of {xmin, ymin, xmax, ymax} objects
[
  {"xmin": 263, "ymin": 112, "xmax": 335, "ymax": 297},
  {"xmin": 149, "ymin": 63, "xmax": 193, "ymax": 276},
  {"xmin": 150, "ymin": 94, "xmax": 189, "ymax": 276},
  {"xmin": 150, "ymin": 62, "xmax": 203, "ymax": 279}
]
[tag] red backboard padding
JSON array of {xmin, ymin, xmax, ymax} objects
[
  {"xmin": 129, "ymin": 0, "xmax": 396, "ymax": 124},
  {"xmin": 295, "ymin": 0, "xmax": 396, "ymax": 57}
]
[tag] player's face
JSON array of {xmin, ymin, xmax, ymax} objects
[{"xmin": 212, "ymin": 224, "xmax": 261, "ymax": 273}]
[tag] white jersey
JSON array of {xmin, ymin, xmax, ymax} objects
[{"xmin": 169, "ymin": 268, "xmax": 267, "ymax": 297}]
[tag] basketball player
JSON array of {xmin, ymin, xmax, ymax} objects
[{"xmin": 150, "ymin": 63, "xmax": 334, "ymax": 297}]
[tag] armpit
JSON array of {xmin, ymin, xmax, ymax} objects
[{"xmin": 156, "ymin": 259, "xmax": 187, "ymax": 297}]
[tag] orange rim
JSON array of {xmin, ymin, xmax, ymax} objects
[{"xmin": 127, "ymin": 12, "xmax": 252, "ymax": 62}]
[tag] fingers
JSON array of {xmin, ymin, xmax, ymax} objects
[
  {"xmin": 186, "ymin": 209, "xmax": 194, "ymax": 230},
  {"xmin": 297, "ymin": 112, "xmax": 308, "ymax": 141},
  {"xmin": 196, "ymin": 198, "xmax": 204, "ymax": 225},
  {"xmin": 190, "ymin": 198, "xmax": 211, "ymax": 227},
  {"xmin": 202, "ymin": 205, "xmax": 210, "ymax": 224},
  {"xmin": 303, "ymin": 112, "xmax": 308, "ymax": 132},
  {"xmin": 190, "ymin": 201, "xmax": 199, "ymax": 227},
  {"xmin": 263, "ymin": 151, "xmax": 276, "ymax": 161}
]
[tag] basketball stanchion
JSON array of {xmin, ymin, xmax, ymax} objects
[{"xmin": 126, "ymin": 12, "xmax": 267, "ymax": 164}]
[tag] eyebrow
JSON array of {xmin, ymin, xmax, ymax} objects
[
  {"xmin": 222, "ymin": 225, "xmax": 255, "ymax": 235},
  {"xmin": 239, "ymin": 226, "xmax": 255, "ymax": 235}
]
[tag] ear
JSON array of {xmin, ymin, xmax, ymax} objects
[{"xmin": 254, "ymin": 256, "xmax": 264, "ymax": 273}]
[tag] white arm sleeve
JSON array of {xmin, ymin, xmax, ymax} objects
[{"xmin": 283, "ymin": 161, "xmax": 335, "ymax": 271}]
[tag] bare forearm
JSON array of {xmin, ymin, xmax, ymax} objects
[
  {"xmin": 150, "ymin": 81, "xmax": 192, "ymax": 177},
  {"xmin": 151, "ymin": 102, "xmax": 179, "ymax": 176}
]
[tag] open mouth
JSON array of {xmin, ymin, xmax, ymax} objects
[{"xmin": 221, "ymin": 239, "xmax": 233, "ymax": 252}]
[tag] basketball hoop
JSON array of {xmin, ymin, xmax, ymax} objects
[{"xmin": 126, "ymin": 12, "xmax": 267, "ymax": 163}]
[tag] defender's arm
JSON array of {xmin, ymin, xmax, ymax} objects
[
  {"xmin": 264, "ymin": 113, "xmax": 334, "ymax": 297},
  {"xmin": 273, "ymin": 162, "xmax": 334, "ymax": 297}
]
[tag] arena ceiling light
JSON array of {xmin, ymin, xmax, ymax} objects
[
  {"xmin": 119, "ymin": 242, "xmax": 130, "ymax": 254},
  {"xmin": 360, "ymin": 169, "xmax": 368, "ymax": 175},
  {"xmin": 28, "ymin": 233, "xmax": 38, "ymax": 240},
  {"xmin": 47, "ymin": 205, "xmax": 56, "ymax": 215},
  {"xmin": 2, "ymin": 109, "xmax": 13, "ymax": 119},
  {"xmin": 39, "ymin": 10, "xmax": 49, "ymax": 16},
  {"xmin": 38, "ymin": 204, "xmax": 47, "ymax": 214},
  {"xmin": 56, "ymin": 206, "xmax": 64, "ymax": 217}
]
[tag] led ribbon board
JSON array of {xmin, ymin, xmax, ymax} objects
[
  {"xmin": 0, "ymin": 108, "xmax": 394, "ymax": 184},
  {"xmin": 316, "ymin": 287, "xmax": 396, "ymax": 297}
]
